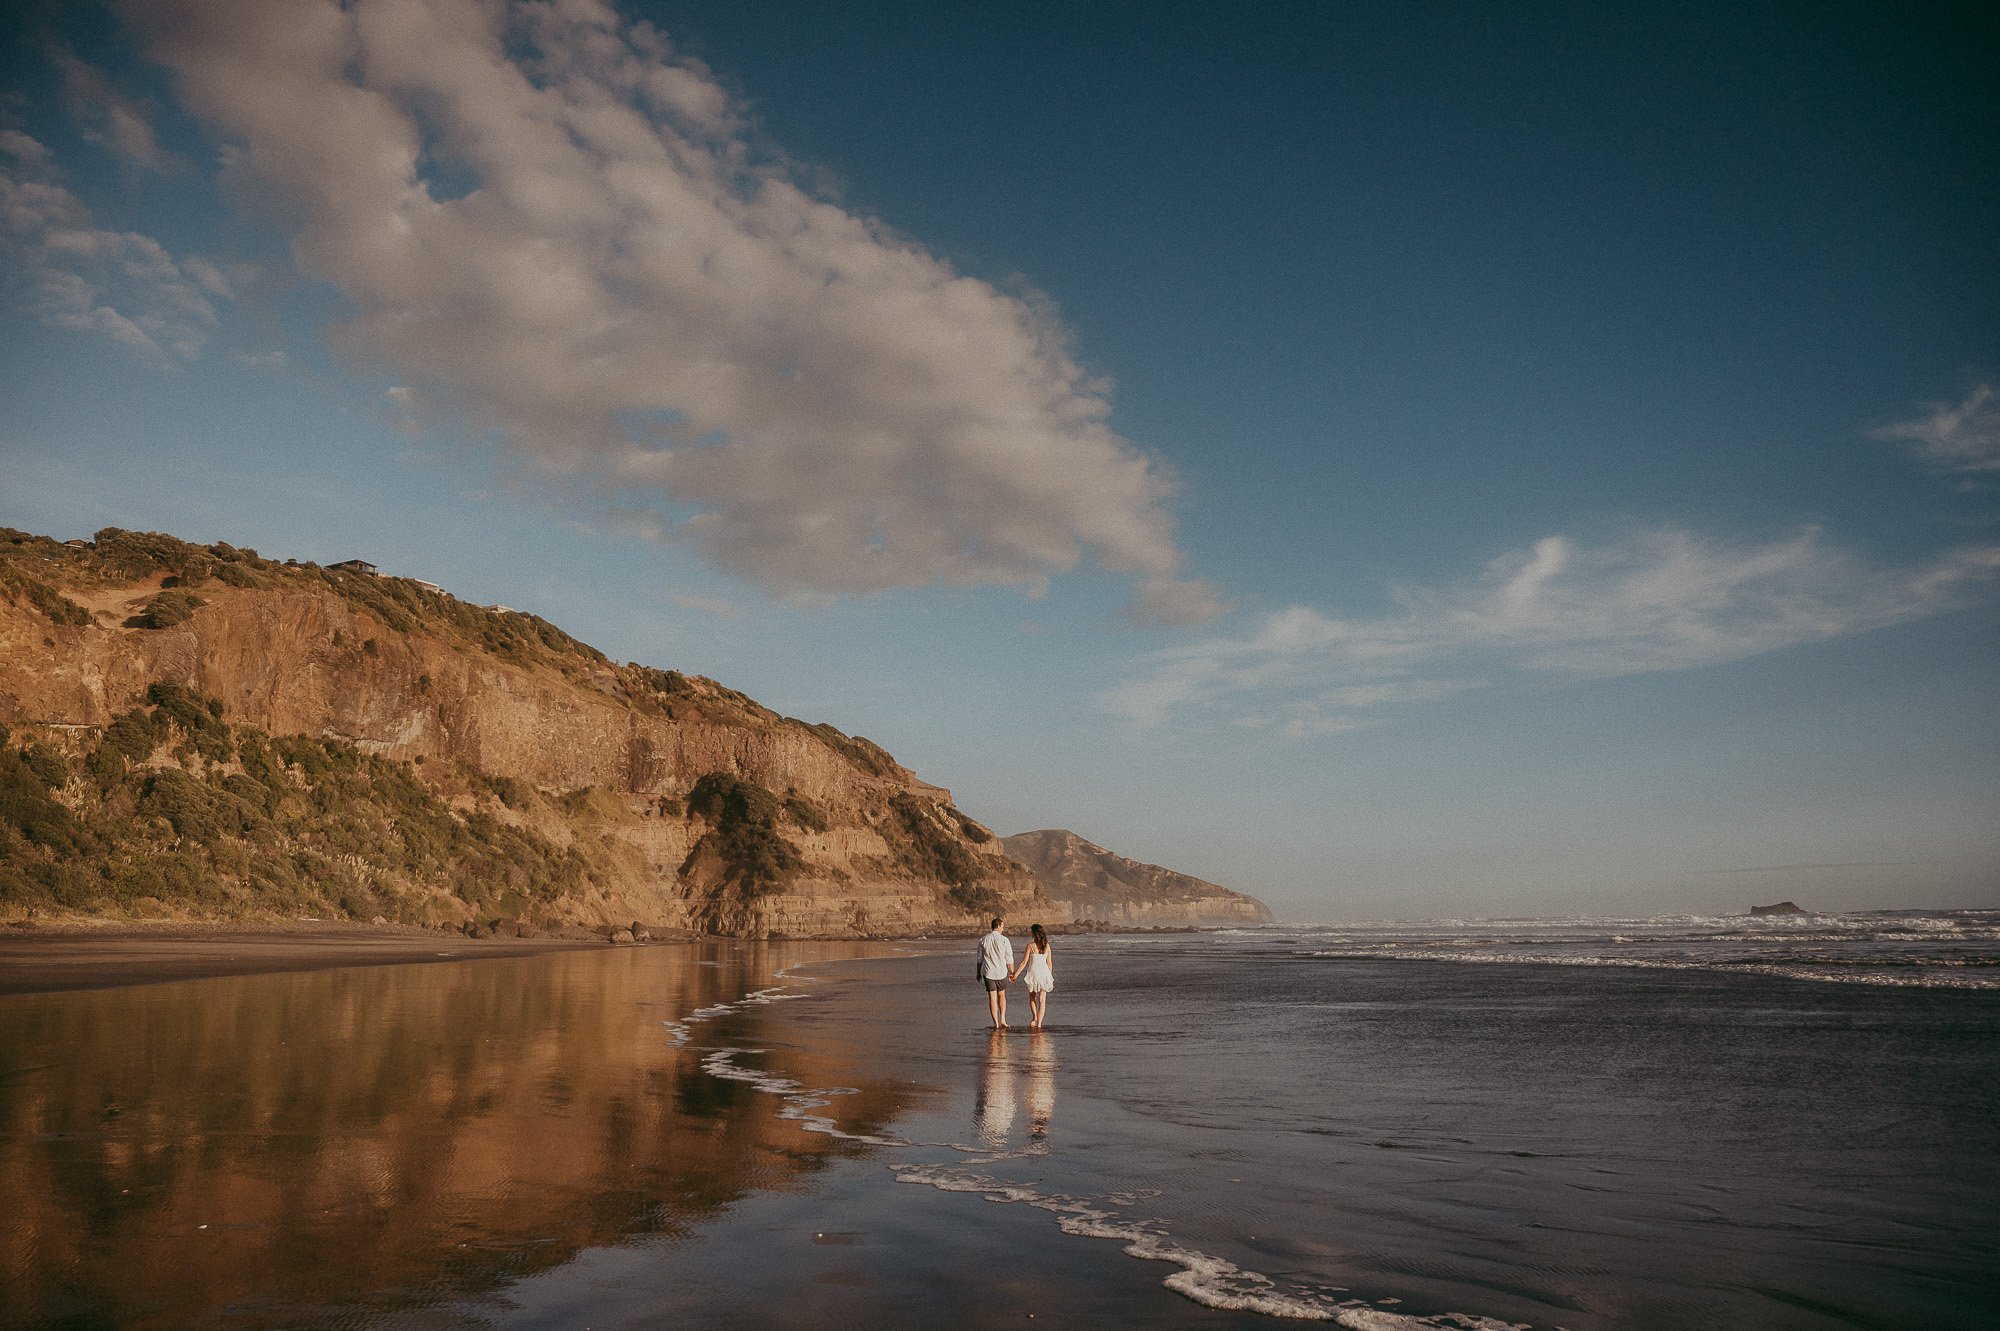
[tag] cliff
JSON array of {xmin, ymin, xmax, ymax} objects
[
  {"xmin": 1000, "ymin": 828, "xmax": 1273, "ymax": 926},
  {"xmin": 0, "ymin": 527, "xmax": 1043, "ymax": 937}
]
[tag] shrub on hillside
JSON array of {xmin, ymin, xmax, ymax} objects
[
  {"xmin": 951, "ymin": 809, "xmax": 994, "ymax": 843},
  {"xmin": 783, "ymin": 793, "xmax": 828, "ymax": 833},
  {"xmin": 484, "ymin": 774, "xmax": 530, "ymax": 809},
  {"xmin": 686, "ymin": 771, "xmax": 802, "ymax": 896},
  {"xmin": 887, "ymin": 793, "xmax": 983, "ymax": 889},
  {"xmin": 210, "ymin": 561, "xmax": 262, "ymax": 588},
  {"xmin": 12, "ymin": 577, "xmax": 91, "ymax": 627},
  {"xmin": 801, "ymin": 721, "xmax": 893, "ymax": 777},
  {"xmin": 0, "ymin": 746, "xmax": 77, "ymax": 852},
  {"xmin": 132, "ymin": 589, "xmax": 205, "ymax": 629},
  {"xmin": 147, "ymin": 682, "xmax": 232, "ymax": 762},
  {"xmin": 139, "ymin": 769, "xmax": 219, "ymax": 840},
  {"xmin": 94, "ymin": 528, "xmax": 215, "ymax": 582}
]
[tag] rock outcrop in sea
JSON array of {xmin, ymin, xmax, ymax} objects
[
  {"xmin": 1749, "ymin": 901, "xmax": 1809, "ymax": 916},
  {"xmin": 0, "ymin": 527, "xmax": 1042, "ymax": 937},
  {"xmin": 1000, "ymin": 828, "xmax": 1273, "ymax": 926}
]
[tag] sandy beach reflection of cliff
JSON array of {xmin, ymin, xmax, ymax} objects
[
  {"xmin": 0, "ymin": 942, "xmax": 913, "ymax": 1331},
  {"xmin": 977, "ymin": 1029, "xmax": 1058, "ymax": 1149}
]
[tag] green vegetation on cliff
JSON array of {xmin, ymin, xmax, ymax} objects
[
  {"xmin": 886, "ymin": 793, "xmax": 1000, "ymax": 917},
  {"xmin": 0, "ymin": 567, "xmax": 89, "ymax": 627},
  {"xmin": 131, "ymin": 588, "xmax": 205, "ymax": 628},
  {"xmin": 684, "ymin": 772, "xmax": 802, "ymax": 898},
  {"xmin": 0, "ymin": 684, "xmax": 611, "ymax": 923}
]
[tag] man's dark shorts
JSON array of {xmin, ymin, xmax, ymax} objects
[{"xmin": 982, "ymin": 978, "xmax": 1007, "ymax": 992}]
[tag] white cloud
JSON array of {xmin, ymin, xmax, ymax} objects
[
  {"xmin": 1126, "ymin": 574, "xmax": 1235, "ymax": 628},
  {"xmin": 0, "ymin": 131, "xmax": 52, "ymax": 166},
  {"xmin": 1103, "ymin": 528, "xmax": 2000, "ymax": 731},
  {"xmin": 118, "ymin": 0, "xmax": 1213, "ymax": 617},
  {"xmin": 0, "ymin": 133, "xmax": 225, "ymax": 359},
  {"xmin": 53, "ymin": 49, "xmax": 173, "ymax": 171},
  {"xmin": 663, "ymin": 590, "xmax": 742, "ymax": 620},
  {"xmin": 180, "ymin": 255, "xmax": 235, "ymax": 300},
  {"xmin": 1876, "ymin": 384, "xmax": 2000, "ymax": 473}
]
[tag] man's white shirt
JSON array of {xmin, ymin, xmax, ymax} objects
[{"xmin": 980, "ymin": 929, "xmax": 1014, "ymax": 979}]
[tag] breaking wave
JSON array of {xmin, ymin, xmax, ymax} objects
[{"xmin": 1200, "ymin": 910, "xmax": 2000, "ymax": 989}]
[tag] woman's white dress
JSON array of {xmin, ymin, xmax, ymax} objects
[{"xmin": 1022, "ymin": 945, "xmax": 1054, "ymax": 993}]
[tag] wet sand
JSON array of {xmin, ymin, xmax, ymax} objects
[
  {"xmin": 11, "ymin": 930, "xmax": 1990, "ymax": 1328},
  {"xmin": 0, "ymin": 921, "xmax": 1197, "ymax": 998},
  {"xmin": 0, "ymin": 938, "xmax": 1269, "ymax": 1331},
  {"xmin": 678, "ymin": 942, "xmax": 2000, "ymax": 1328},
  {"xmin": 0, "ymin": 921, "xmax": 614, "ymax": 995}
]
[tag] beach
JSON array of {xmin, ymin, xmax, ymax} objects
[
  {"xmin": 0, "ymin": 921, "xmax": 610, "ymax": 996},
  {"xmin": 2, "ymin": 923, "xmax": 1997, "ymax": 1329}
]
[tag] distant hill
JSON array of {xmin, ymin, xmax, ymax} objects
[
  {"xmin": 1000, "ymin": 829, "xmax": 1273, "ymax": 926},
  {"xmin": 0, "ymin": 527, "xmax": 1042, "ymax": 937}
]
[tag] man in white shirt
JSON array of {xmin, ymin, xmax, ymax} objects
[{"xmin": 978, "ymin": 917, "xmax": 1015, "ymax": 1030}]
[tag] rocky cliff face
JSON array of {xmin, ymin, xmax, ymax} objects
[
  {"xmin": 0, "ymin": 528, "xmax": 1042, "ymax": 937},
  {"xmin": 1000, "ymin": 829, "xmax": 1273, "ymax": 926}
]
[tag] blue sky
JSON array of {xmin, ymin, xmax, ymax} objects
[{"xmin": 2, "ymin": 0, "xmax": 1995, "ymax": 919}]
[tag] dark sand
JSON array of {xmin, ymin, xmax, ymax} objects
[
  {"xmin": 0, "ymin": 921, "xmax": 614, "ymax": 995},
  {"xmin": 1, "ymin": 938, "xmax": 1270, "ymax": 1331}
]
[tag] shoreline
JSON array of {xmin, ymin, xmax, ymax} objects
[
  {"xmin": 0, "ymin": 918, "xmax": 1221, "ymax": 998},
  {"xmin": 0, "ymin": 920, "xmax": 620, "ymax": 996}
]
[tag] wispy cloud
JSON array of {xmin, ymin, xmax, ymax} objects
[
  {"xmin": 1102, "ymin": 528, "xmax": 2000, "ymax": 733},
  {"xmin": 116, "ymin": 0, "xmax": 1214, "ymax": 618},
  {"xmin": 52, "ymin": 49, "xmax": 174, "ymax": 171},
  {"xmin": 663, "ymin": 590, "xmax": 742, "ymax": 620},
  {"xmin": 1126, "ymin": 574, "xmax": 1235, "ymax": 629},
  {"xmin": 1876, "ymin": 384, "xmax": 2000, "ymax": 474},
  {"xmin": 0, "ymin": 132, "xmax": 225, "ymax": 359}
]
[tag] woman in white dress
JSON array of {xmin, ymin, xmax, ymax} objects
[{"xmin": 1010, "ymin": 923, "xmax": 1056, "ymax": 1030}]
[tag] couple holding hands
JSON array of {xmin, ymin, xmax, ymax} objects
[{"xmin": 976, "ymin": 917, "xmax": 1055, "ymax": 1030}]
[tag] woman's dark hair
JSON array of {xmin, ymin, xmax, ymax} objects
[{"xmin": 1030, "ymin": 923, "xmax": 1048, "ymax": 947}]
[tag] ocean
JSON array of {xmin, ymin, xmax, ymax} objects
[
  {"xmin": 2, "ymin": 914, "xmax": 1996, "ymax": 1329},
  {"xmin": 1244, "ymin": 910, "xmax": 2000, "ymax": 989}
]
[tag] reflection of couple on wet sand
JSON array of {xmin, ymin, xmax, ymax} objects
[
  {"xmin": 979, "ymin": 1028, "xmax": 1057, "ymax": 1146},
  {"xmin": 976, "ymin": 917, "xmax": 1055, "ymax": 1030}
]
